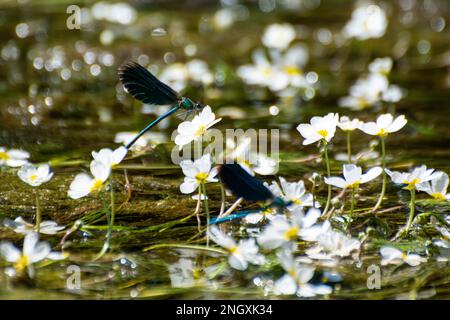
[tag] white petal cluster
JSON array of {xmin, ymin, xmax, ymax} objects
[
  {"xmin": 325, "ymin": 164, "xmax": 382, "ymax": 189},
  {"xmin": 160, "ymin": 59, "xmax": 213, "ymax": 92},
  {"xmin": 386, "ymin": 165, "xmax": 439, "ymax": 191},
  {"xmin": 343, "ymin": 3, "xmax": 388, "ymax": 40},
  {"xmin": 360, "ymin": 113, "xmax": 407, "ymax": 137},
  {"xmin": 18, "ymin": 163, "xmax": 53, "ymax": 187},
  {"xmin": 0, "ymin": 233, "xmax": 65, "ymax": 277},
  {"xmin": 0, "ymin": 147, "xmax": 30, "ymax": 167},
  {"xmin": 179, "ymin": 154, "xmax": 218, "ymax": 194},
  {"xmin": 174, "ymin": 106, "xmax": 221, "ymax": 149},
  {"xmin": 262, "ymin": 23, "xmax": 296, "ymax": 50},
  {"xmin": 265, "ymin": 177, "xmax": 318, "ymax": 210},
  {"xmin": 339, "ymin": 57, "xmax": 405, "ymax": 110},
  {"xmin": 208, "ymin": 226, "xmax": 265, "ymax": 271},
  {"xmin": 380, "ymin": 247, "xmax": 427, "ymax": 266},
  {"xmin": 296, "ymin": 113, "xmax": 339, "ymax": 145},
  {"xmin": 274, "ymin": 249, "xmax": 332, "ymax": 297},
  {"xmin": 4, "ymin": 217, "xmax": 64, "ymax": 235}
]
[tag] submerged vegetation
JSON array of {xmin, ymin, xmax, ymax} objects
[{"xmin": 0, "ymin": 0, "xmax": 449, "ymax": 299}]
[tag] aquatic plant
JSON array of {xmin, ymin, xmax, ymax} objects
[{"xmin": 17, "ymin": 163, "xmax": 54, "ymax": 233}]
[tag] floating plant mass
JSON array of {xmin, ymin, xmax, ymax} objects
[{"xmin": 0, "ymin": 1, "xmax": 448, "ymax": 301}]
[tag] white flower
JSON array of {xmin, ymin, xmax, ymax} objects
[
  {"xmin": 339, "ymin": 73, "xmax": 388, "ymax": 110},
  {"xmin": 380, "ymin": 246, "xmax": 427, "ymax": 266},
  {"xmin": 168, "ymin": 258, "xmax": 224, "ymax": 288},
  {"xmin": 0, "ymin": 233, "xmax": 65, "ymax": 277},
  {"xmin": 179, "ymin": 154, "xmax": 218, "ymax": 194},
  {"xmin": 91, "ymin": 2, "xmax": 137, "ymax": 25},
  {"xmin": 227, "ymin": 137, "xmax": 278, "ymax": 176},
  {"xmin": 296, "ymin": 113, "xmax": 339, "ymax": 145},
  {"xmin": 160, "ymin": 60, "xmax": 213, "ymax": 92},
  {"xmin": 186, "ymin": 60, "xmax": 214, "ymax": 85},
  {"xmin": 4, "ymin": 217, "xmax": 65, "ymax": 235},
  {"xmin": 271, "ymin": 45, "xmax": 310, "ymax": 90},
  {"xmin": 325, "ymin": 164, "xmax": 382, "ymax": 189},
  {"xmin": 417, "ymin": 171, "xmax": 450, "ymax": 201},
  {"xmin": 167, "ymin": 258, "xmax": 212, "ymax": 288},
  {"xmin": 274, "ymin": 249, "xmax": 332, "ymax": 297},
  {"xmin": 257, "ymin": 208, "xmax": 323, "ymax": 250},
  {"xmin": 237, "ymin": 46, "xmax": 311, "ymax": 93},
  {"xmin": 174, "ymin": 106, "xmax": 221, "ymax": 149},
  {"xmin": 307, "ymin": 230, "xmax": 360, "ymax": 258},
  {"xmin": 244, "ymin": 207, "xmax": 278, "ymax": 224},
  {"xmin": 115, "ymin": 131, "xmax": 167, "ymax": 151},
  {"xmin": 208, "ymin": 226, "xmax": 265, "ymax": 271},
  {"xmin": 252, "ymin": 154, "xmax": 278, "ymax": 175},
  {"xmin": 92, "ymin": 146, "xmax": 127, "ymax": 168},
  {"xmin": 237, "ymin": 49, "xmax": 278, "ymax": 89},
  {"xmin": 0, "ymin": 147, "xmax": 29, "ymax": 167},
  {"xmin": 382, "ymin": 85, "xmax": 403, "ymax": 103},
  {"xmin": 369, "ymin": 57, "xmax": 393, "ymax": 75},
  {"xmin": 386, "ymin": 165, "xmax": 439, "ymax": 191},
  {"xmin": 337, "ymin": 116, "xmax": 363, "ymax": 132},
  {"xmin": 213, "ymin": 8, "xmax": 236, "ymax": 30},
  {"xmin": 68, "ymin": 160, "xmax": 111, "ymax": 199},
  {"xmin": 17, "ymin": 163, "xmax": 53, "ymax": 187},
  {"xmin": 343, "ymin": 3, "xmax": 387, "ymax": 40},
  {"xmin": 262, "ymin": 23, "xmax": 296, "ymax": 50},
  {"xmin": 265, "ymin": 177, "xmax": 318, "ymax": 210},
  {"xmin": 360, "ymin": 113, "xmax": 407, "ymax": 137}
]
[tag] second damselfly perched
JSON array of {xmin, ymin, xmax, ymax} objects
[{"xmin": 118, "ymin": 61, "xmax": 206, "ymax": 149}]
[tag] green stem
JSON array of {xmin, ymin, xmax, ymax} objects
[
  {"xmin": 350, "ymin": 187, "xmax": 355, "ymax": 218},
  {"xmin": 373, "ymin": 137, "xmax": 386, "ymax": 211},
  {"xmin": 323, "ymin": 142, "xmax": 332, "ymax": 215},
  {"xmin": 95, "ymin": 176, "xmax": 115, "ymax": 260},
  {"xmin": 406, "ymin": 188, "xmax": 416, "ymax": 233},
  {"xmin": 311, "ymin": 180, "xmax": 316, "ymax": 208},
  {"xmin": 347, "ymin": 131, "xmax": 352, "ymax": 163},
  {"xmin": 35, "ymin": 191, "xmax": 41, "ymax": 234},
  {"xmin": 200, "ymin": 183, "xmax": 210, "ymax": 247}
]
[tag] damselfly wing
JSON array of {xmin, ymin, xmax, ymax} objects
[{"xmin": 218, "ymin": 163, "xmax": 275, "ymax": 202}]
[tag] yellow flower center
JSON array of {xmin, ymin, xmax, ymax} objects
[
  {"xmin": 357, "ymin": 98, "xmax": 370, "ymax": 108},
  {"xmin": 235, "ymin": 157, "xmax": 251, "ymax": 169},
  {"xmin": 14, "ymin": 255, "xmax": 29, "ymax": 273},
  {"xmin": 401, "ymin": 252, "xmax": 408, "ymax": 261},
  {"xmin": 194, "ymin": 125, "xmax": 207, "ymax": 137},
  {"xmin": 192, "ymin": 268, "xmax": 201, "ymax": 280},
  {"xmin": 293, "ymin": 199, "xmax": 302, "ymax": 205},
  {"xmin": 348, "ymin": 181, "xmax": 360, "ymax": 189},
  {"xmin": 261, "ymin": 67, "xmax": 272, "ymax": 77},
  {"xmin": 229, "ymin": 246, "xmax": 239, "ymax": 254},
  {"xmin": 195, "ymin": 172, "xmax": 209, "ymax": 184},
  {"xmin": 377, "ymin": 128, "xmax": 388, "ymax": 137},
  {"xmin": 90, "ymin": 179, "xmax": 104, "ymax": 193},
  {"xmin": 284, "ymin": 226, "xmax": 299, "ymax": 241},
  {"xmin": 317, "ymin": 129, "xmax": 328, "ymax": 138},
  {"xmin": 287, "ymin": 268, "xmax": 297, "ymax": 279},
  {"xmin": 0, "ymin": 151, "xmax": 10, "ymax": 161},
  {"xmin": 30, "ymin": 174, "xmax": 38, "ymax": 182},
  {"xmin": 283, "ymin": 66, "xmax": 302, "ymax": 76},
  {"xmin": 432, "ymin": 192, "xmax": 446, "ymax": 200}
]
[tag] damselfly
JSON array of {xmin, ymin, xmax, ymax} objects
[{"xmin": 118, "ymin": 61, "xmax": 205, "ymax": 149}]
